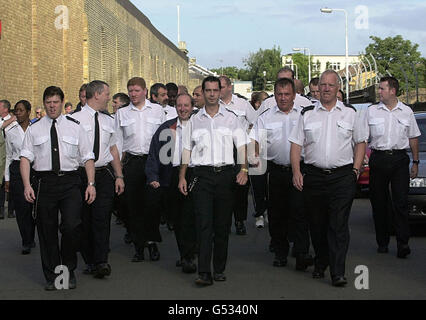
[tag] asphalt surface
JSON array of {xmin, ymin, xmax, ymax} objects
[{"xmin": 1, "ymin": 197, "xmax": 426, "ymax": 300}]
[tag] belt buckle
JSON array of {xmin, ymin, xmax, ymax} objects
[
  {"xmin": 385, "ymin": 150, "xmax": 393, "ymax": 155},
  {"xmin": 213, "ymin": 166, "xmax": 223, "ymax": 173},
  {"xmin": 57, "ymin": 172, "xmax": 65, "ymax": 177},
  {"xmin": 322, "ymin": 169, "xmax": 332, "ymax": 175}
]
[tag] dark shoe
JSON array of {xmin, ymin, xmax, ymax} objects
[
  {"xmin": 94, "ymin": 263, "xmax": 111, "ymax": 279},
  {"xmin": 132, "ymin": 248, "xmax": 145, "ymax": 262},
  {"xmin": 69, "ymin": 273, "xmax": 77, "ymax": 289},
  {"xmin": 273, "ymin": 257, "xmax": 287, "ymax": 267},
  {"xmin": 44, "ymin": 281, "xmax": 56, "ymax": 291},
  {"xmin": 7, "ymin": 210, "xmax": 15, "ymax": 218},
  {"xmin": 0, "ymin": 207, "xmax": 4, "ymax": 219},
  {"xmin": 124, "ymin": 233, "xmax": 132, "ymax": 244},
  {"xmin": 147, "ymin": 242, "xmax": 160, "ymax": 261},
  {"xmin": 213, "ymin": 273, "xmax": 226, "ymax": 281},
  {"xmin": 195, "ymin": 273, "xmax": 213, "ymax": 286},
  {"xmin": 377, "ymin": 246, "xmax": 389, "ymax": 253},
  {"xmin": 21, "ymin": 246, "xmax": 31, "ymax": 255},
  {"xmin": 182, "ymin": 259, "xmax": 197, "ymax": 274},
  {"xmin": 312, "ymin": 268, "xmax": 325, "ymax": 279},
  {"xmin": 332, "ymin": 276, "xmax": 347, "ymax": 287},
  {"xmin": 295, "ymin": 254, "xmax": 314, "ymax": 271},
  {"xmin": 235, "ymin": 221, "xmax": 247, "ymax": 235},
  {"xmin": 397, "ymin": 245, "xmax": 411, "ymax": 259},
  {"xmin": 83, "ymin": 264, "xmax": 96, "ymax": 275}
]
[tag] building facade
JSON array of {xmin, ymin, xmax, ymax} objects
[{"xmin": 0, "ymin": 0, "xmax": 188, "ymax": 110}]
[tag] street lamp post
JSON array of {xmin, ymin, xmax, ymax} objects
[
  {"xmin": 263, "ymin": 71, "xmax": 267, "ymax": 91},
  {"xmin": 292, "ymin": 47, "xmax": 311, "ymax": 84},
  {"xmin": 320, "ymin": 7, "xmax": 349, "ymax": 104}
]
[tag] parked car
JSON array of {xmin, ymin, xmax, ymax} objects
[{"xmin": 407, "ymin": 112, "xmax": 426, "ymax": 223}]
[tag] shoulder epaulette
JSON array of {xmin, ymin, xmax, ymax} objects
[
  {"xmin": 66, "ymin": 116, "xmax": 80, "ymax": 125},
  {"xmin": 258, "ymin": 108, "xmax": 269, "ymax": 118},
  {"xmin": 343, "ymin": 102, "xmax": 357, "ymax": 112},
  {"xmin": 32, "ymin": 118, "xmax": 42, "ymax": 125},
  {"xmin": 100, "ymin": 110, "xmax": 114, "ymax": 119},
  {"xmin": 225, "ymin": 107, "xmax": 238, "ymax": 117},
  {"xmin": 7, "ymin": 124, "xmax": 18, "ymax": 131},
  {"xmin": 301, "ymin": 105, "xmax": 315, "ymax": 115},
  {"xmin": 368, "ymin": 102, "xmax": 379, "ymax": 108},
  {"xmin": 191, "ymin": 108, "xmax": 200, "ymax": 117}
]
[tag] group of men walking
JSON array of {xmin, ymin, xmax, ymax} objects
[{"xmin": 1, "ymin": 66, "xmax": 420, "ymax": 290}]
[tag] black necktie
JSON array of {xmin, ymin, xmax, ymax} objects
[
  {"xmin": 93, "ymin": 112, "xmax": 100, "ymax": 162},
  {"xmin": 51, "ymin": 119, "xmax": 60, "ymax": 173}
]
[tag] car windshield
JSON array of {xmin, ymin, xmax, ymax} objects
[{"xmin": 417, "ymin": 118, "xmax": 426, "ymax": 152}]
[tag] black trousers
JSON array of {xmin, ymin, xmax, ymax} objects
[
  {"xmin": 123, "ymin": 154, "xmax": 161, "ymax": 251},
  {"xmin": 249, "ymin": 173, "xmax": 268, "ymax": 218},
  {"xmin": 233, "ymin": 180, "xmax": 249, "ymax": 222},
  {"xmin": 9, "ymin": 161, "xmax": 35, "ymax": 246},
  {"xmin": 80, "ymin": 167, "xmax": 115, "ymax": 265},
  {"xmin": 303, "ymin": 164, "xmax": 356, "ymax": 278},
  {"xmin": 369, "ymin": 151, "xmax": 410, "ymax": 247},
  {"xmin": 168, "ymin": 167, "xmax": 197, "ymax": 261},
  {"xmin": 268, "ymin": 162, "xmax": 310, "ymax": 259},
  {"xmin": 34, "ymin": 172, "xmax": 82, "ymax": 282},
  {"xmin": 192, "ymin": 166, "xmax": 235, "ymax": 274}
]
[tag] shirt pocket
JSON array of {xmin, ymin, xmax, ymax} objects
[
  {"xmin": 101, "ymin": 125, "xmax": 115, "ymax": 149},
  {"xmin": 337, "ymin": 120, "xmax": 353, "ymax": 140},
  {"xmin": 304, "ymin": 121, "xmax": 322, "ymax": 145},
  {"xmin": 147, "ymin": 117, "xmax": 162, "ymax": 135},
  {"xmin": 62, "ymin": 136, "xmax": 79, "ymax": 159},
  {"xmin": 216, "ymin": 127, "xmax": 233, "ymax": 146},
  {"xmin": 368, "ymin": 117, "xmax": 385, "ymax": 137},
  {"xmin": 397, "ymin": 117, "xmax": 410, "ymax": 138},
  {"xmin": 120, "ymin": 118, "xmax": 135, "ymax": 138},
  {"xmin": 192, "ymin": 128, "xmax": 210, "ymax": 151},
  {"xmin": 265, "ymin": 122, "xmax": 282, "ymax": 143},
  {"xmin": 33, "ymin": 135, "xmax": 50, "ymax": 158}
]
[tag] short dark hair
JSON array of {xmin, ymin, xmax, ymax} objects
[
  {"xmin": 150, "ymin": 83, "xmax": 167, "ymax": 100},
  {"xmin": 380, "ymin": 76, "xmax": 399, "ymax": 95},
  {"xmin": 176, "ymin": 93, "xmax": 195, "ymax": 108},
  {"xmin": 43, "ymin": 86, "xmax": 64, "ymax": 102},
  {"xmin": 277, "ymin": 66, "xmax": 295, "ymax": 79},
  {"xmin": 86, "ymin": 80, "xmax": 109, "ymax": 100},
  {"xmin": 166, "ymin": 82, "xmax": 178, "ymax": 93},
  {"xmin": 15, "ymin": 100, "xmax": 32, "ymax": 112},
  {"xmin": 309, "ymin": 77, "xmax": 319, "ymax": 86},
  {"xmin": 113, "ymin": 93, "xmax": 130, "ymax": 105},
  {"xmin": 0, "ymin": 100, "xmax": 11, "ymax": 111},
  {"xmin": 274, "ymin": 78, "xmax": 295, "ymax": 93},
  {"xmin": 79, "ymin": 83, "xmax": 88, "ymax": 93},
  {"xmin": 64, "ymin": 102, "xmax": 73, "ymax": 108},
  {"xmin": 202, "ymin": 76, "xmax": 222, "ymax": 91}
]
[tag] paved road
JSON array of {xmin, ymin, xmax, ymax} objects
[{"xmin": 1, "ymin": 197, "xmax": 426, "ymax": 300}]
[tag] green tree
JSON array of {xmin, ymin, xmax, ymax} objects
[
  {"xmin": 210, "ymin": 66, "xmax": 240, "ymax": 79},
  {"xmin": 365, "ymin": 35, "xmax": 425, "ymax": 93},
  {"xmin": 243, "ymin": 46, "xmax": 282, "ymax": 91}
]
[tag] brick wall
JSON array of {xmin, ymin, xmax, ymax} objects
[{"xmin": 0, "ymin": 0, "xmax": 189, "ymax": 114}]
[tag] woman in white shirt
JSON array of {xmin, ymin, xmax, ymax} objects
[{"xmin": 5, "ymin": 100, "xmax": 35, "ymax": 254}]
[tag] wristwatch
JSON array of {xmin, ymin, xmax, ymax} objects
[
  {"xmin": 88, "ymin": 182, "xmax": 96, "ymax": 187},
  {"xmin": 413, "ymin": 160, "xmax": 420, "ymax": 164}
]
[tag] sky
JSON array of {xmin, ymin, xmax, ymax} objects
[{"xmin": 130, "ymin": 0, "xmax": 426, "ymax": 70}]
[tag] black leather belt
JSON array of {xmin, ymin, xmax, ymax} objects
[
  {"xmin": 268, "ymin": 161, "xmax": 292, "ymax": 172},
  {"xmin": 196, "ymin": 165, "xmax": 234, "ymax": 173},
  {"xmin": 95, "ymin": 166, "xmax": 108, "ymax": 171},
  {"xmin": 125, "ymin": 153, "xmax": 148, "ymax": 160},
  {"xmin": 35, "ymin": 170, "xmax": 79, "ymax": 177},
  {"xmin": 305, "ymin": 164, "xmax": 352, "ymax": 175},
  {"xmin": 372, "ymin": 149, "xmax": 406, "ymax": 155}
]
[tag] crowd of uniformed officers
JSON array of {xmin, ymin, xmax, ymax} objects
[{"xmin": 0, "ymin": 66, "xmax": 420, "ymax": 290}]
